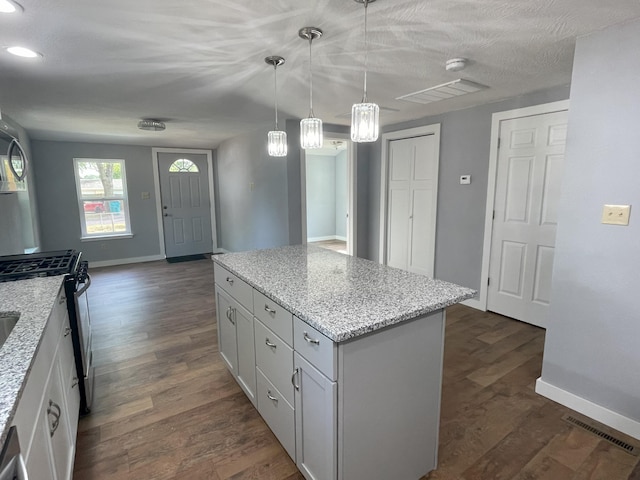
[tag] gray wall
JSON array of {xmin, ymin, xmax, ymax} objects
[
  {"xmin": 31, "ymin": 140, "xmax": 161, "ymax": 262},
  {"xmin": 216, "ymin": 128, "xmax": 290, "ymax": 252},
  {"xmin": 306, "ymin": 154, "xmax": 337, "ymax": 239},
  {"xmin": 539, "ymin": 20, "xmax": 640, "ymax": 426},
  {"xmin": 335, "ymin": 150, "xmax": 347, "ymax": 238},
  {"xmin": 366, "ymin": 85, "xmax": 571, "ymax": 292}
]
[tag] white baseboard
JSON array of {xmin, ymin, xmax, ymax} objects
[
  {"xmin": 535, "ymin": 378, "xmax": 640, "ymax": 440},
  {"xmin": 308, "ymin": 235, "xmax": 347, "ymax": 242},
  {"xmin": 460, "ymin": 297, "xmax": 483, "ymax": 310},
  {"xmin": 336, "ymin": 235, "xmax": 347, "ymax": 242},
  {"xmin": 90, "ymin": 254, "xmax": 164, "ymax": 268}
]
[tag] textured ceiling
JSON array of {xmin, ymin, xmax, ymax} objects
[{"xmin": 1, "ymin": 0, "xmax": 640, "ymax": 149}]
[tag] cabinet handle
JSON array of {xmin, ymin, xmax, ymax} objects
[
  {"xmin": 264, "ymin": 304, "xmax": 276, "ymax": 314},
  {"xmin": 72, "ymin": 377, "xmax": 79, "ymax": 388},
  {"xmin": 303, "ymin": 332, "xmax": 320, "ymax": 345},
  {"xmin": 226, "ymin": 306, "xmax": 235, "ymax": 325},
  {"xmin": 59, "ymin": 295, "xmax": 66, "ymax": 305},
  {"xmin": 64, "ymin": 326, "xmax": 72, "ymax": 337},
  {"xmin": 226, "ymin": 277, "xmax": 234, "ymax": 285},
  {"xmin": 47, "ymin": 400, "xmax": 61, "ymax": 437},
  {"xmin": 266, "ymin": 390, "xmax": 278, "ymax": 403},
  {"xmin": 291, "ymin": 367, "xmax": 300, "ymax": 391},
  {"xmin": 265, "ymin": 338, "xmax": 277, "ymax": 349}
]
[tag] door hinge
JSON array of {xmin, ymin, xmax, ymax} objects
[
  {"xmin": 497, "ymin": 137, "xmax": 501, "ymax": 149},
  {"xmin": 492, "ymin": 210, "xmax": 495, "ymax": 220},
  {"xmin": 487, "ymin": 277, "xmax": 491, "ymax": 286}
]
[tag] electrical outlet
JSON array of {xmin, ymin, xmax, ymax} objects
[
  {"xmin": 601, "ymin": 204, "xmax": 631, "ymax": 226},
  {"xmin": 141, "ymin": 191, "xmax": 151, "ymax": 200}
]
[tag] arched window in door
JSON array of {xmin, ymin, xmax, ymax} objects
[{"xmin": 169, "ymin": 158, "xmax": 199, "ymax": 172}]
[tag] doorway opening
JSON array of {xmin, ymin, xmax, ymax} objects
[{"xmin": 301, "ymin": 135, "xmax": 356, "ymax": 256}]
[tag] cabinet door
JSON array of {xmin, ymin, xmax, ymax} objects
[
  {"xmin": 48, "ymin": 359, "xmax": 74, "ymax": 480},
  {"xmin": 26, "ymin": 406, "xmax": 56, "ymax": 480},
  {"xmin": 294, "ymin": 353, "xmax": 337, "ymax": 480},
  {"xmin": 235, "ymin": 304, "xmax": 256, "ymax": 406},
  {"xmin": 216, "ymin": 288, "xmax": 237, "ymax": 375}
]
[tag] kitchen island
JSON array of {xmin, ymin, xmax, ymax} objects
[{"xmin": 213, "ymin": 245, "xmax": 475, "ymax": 480}]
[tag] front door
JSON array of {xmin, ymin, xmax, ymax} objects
[
  {"xmin": 158, "ymin": 152, "xmax": 213, "ymax": 258},
  {"xmin": 487, "ymin": 109, "xmax": 568, "ymax": 328}
]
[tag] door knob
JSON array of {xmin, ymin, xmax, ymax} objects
[
  {"xmin": 164, "ymin": 213, "xmax": 172, "ymax": 217},
  {"xmin": 163, "ymin": 206, "xmax": 168, "ymax": 210}
]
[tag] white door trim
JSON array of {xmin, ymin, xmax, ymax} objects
[
  {"xmin": 378, "ymin": 124, "xmax": 441, "ymax": 265},
  {"xmin": 151, "ymin": 147, "xmax": 217, "ymax": 258},
  {"xmin": 300, "ymin": 133, "xmax": 358, "ymax": 256},
  {"xmin": 479, "ymin": 100, "xmax": 570, "ymax": 310}
]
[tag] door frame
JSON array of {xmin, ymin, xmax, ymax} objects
[
  {"xmin": 300, "ymin": 133, "xmax": 357, "ymax": 256},
  {"xmin": 151, "ymin": 147, "xmax": 217, "ymax": 258},
  {"xmin": 478, "ymin": 99, "xmax": 570, "ymax": 310},
  {"xmin": 378, "ymin": 123, "xmax": 441, "ymax": 266}
]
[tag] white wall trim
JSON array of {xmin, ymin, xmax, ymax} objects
[
  {"xmin": 151, "ymin": 147, "xmax": 217, "ymax": 258},
  {"xmin": 300, "ymin": 133, "xmax": 357, "ymax": 256},
  {"xmin": 90, "ymin": 254, "xmax": 164, "ymax": 268},
  {"xmin": 378, "ymin": 123, "xmax": 441, "ymax": 266},
  {"xmin": 479, "ymin": 100, "xmax": 570, "ymax": 311},
  {"xmin": 307, "ymin": 235, "xmax": 347, "ymax": 243},
  {"xmin": 536, "ymin": 378, "xmax": 640, "ymax": 440}
]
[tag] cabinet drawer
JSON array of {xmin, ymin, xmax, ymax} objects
[
  {"xmin": 253, "ymin": 290, "xmax": 293, "ymax": 346},
  {"xmin": 256, "ymin": 369, "xmax": 295, "ymax": 461},
  {"xmin": 255, "ymin": 319, "xmax": 294, "ymax": 406},
  {"xmin": 294, "ymin": 317, "xmax": 337, "ymax": 381},
  {"xmin": 214, "ymin": 263, "xmax": 252, "ymax": 311}
]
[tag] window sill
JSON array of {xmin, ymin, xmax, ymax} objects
[{"xmin": 81, "ymin": 233, "xmax": 134, "ymax": 242}]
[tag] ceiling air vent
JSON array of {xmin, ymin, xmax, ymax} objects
[{"xmin": 396, "ymin": 79, "xmax": 488, "ymax": 105}]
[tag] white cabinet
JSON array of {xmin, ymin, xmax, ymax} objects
[
  {"xmin": 12, "ymin": 285, "xmax": 80, "ymax": 480},
  {"xmin": 216, "ymin": 288, "xmax": 238, "ymax": 375},
  {"xmin": 293, "ymin": 352, "xmax": 337, "ymax": 480}
]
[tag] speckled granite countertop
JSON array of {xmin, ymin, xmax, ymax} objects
[
  {"xmin": 0, "ymin": 276, "xmax": 65, "ymax": 447},
  {"xmin": 213, "ymin": 245, "xmax": 476, "ymax": 342}
]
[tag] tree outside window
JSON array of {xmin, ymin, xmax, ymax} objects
[{"xmin": 73, "ymin": 159, "xmax": 132, "ymax": 238}]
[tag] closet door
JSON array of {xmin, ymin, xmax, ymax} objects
[{"xmin": 386, "ymin": 135, "xmax": 439, "ymax": 277}]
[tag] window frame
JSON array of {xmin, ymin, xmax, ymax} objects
[{"xmin": 73, "ymin": 158, "xmax": 133, "ymax": 240}]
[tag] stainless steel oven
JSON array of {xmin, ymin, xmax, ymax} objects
[
  {"xmin": 0, "ymin": 427, "xmax": 28, "ymax": 480},
  {"xmin": 0, "ymin": 250, "xmax": 94, "ymax": 415}
]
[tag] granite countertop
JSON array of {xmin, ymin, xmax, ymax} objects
[
  {"xmin": 0, "ymin": 276, "xmax": 65, "ymax": 447},
  {"xmin": 213, "ymin": 245, "xmax": 476, "ymax": 342}
]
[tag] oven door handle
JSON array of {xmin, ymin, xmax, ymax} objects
[{"xmin": 76, "ymin": 273, "xmax": 92, "ymax": 297}]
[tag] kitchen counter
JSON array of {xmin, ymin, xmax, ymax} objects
[
  {"xmin": 213, "ymin": 244, "xmax": 476, "ymax": 342},
  {"xmin": 0, "ymin": 276, "xmax": 65, "ymax": 446}
]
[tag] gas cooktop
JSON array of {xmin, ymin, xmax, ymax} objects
[{"xmin": 0, "ymin": 250, "xmax": 79, "ymax": 282}]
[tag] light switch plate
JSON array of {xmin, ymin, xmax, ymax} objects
[
  {"xmin": 460, "ymin": 175, "xmax": 471, "ymax": 185},
  {"xmin": 601, "ymin": 204, "xmax": 631, "ymax": 225},
  {"xmin": 141, "ymin": 191, "xmax": 151, "ymax": 200}
]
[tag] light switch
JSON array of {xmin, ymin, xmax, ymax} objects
[
  {"xmin": 141, "ymin": 191, "xmax": 151, "ymax": 200},
  {"xmin": 460, "ymin": 175, "xmax": 471, "ymax": 185},
  {"xmin": 601, "ymin": 204, "xmax": 631, "ymax": 225}
]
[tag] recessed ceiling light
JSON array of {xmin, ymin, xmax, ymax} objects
[
  {"xmin": 5, "ymin": 46, "xmax": 43, "ymax": 58},
  {"xmin": 137, "ymin": 119, "xmax": 166, "ymax": 131},
  {"xmin": 0, "ymin": 0, "xmax": 23, "ymax": 14}
]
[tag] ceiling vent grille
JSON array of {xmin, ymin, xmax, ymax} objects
[
  {"xmin": 562, "ymin": 414, "xmax": 639, "ymax": 456},
  {"xmin": 396, "ymin": 79, "xmax": 488, "ymax": 105}
]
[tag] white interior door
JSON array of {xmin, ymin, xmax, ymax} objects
[
  {"xmin": 386, "ymin": 135, "xmax": 438, "ymax": 277},
  {"xmin": 158, "ymin": 152, "xmax": 213, "ymax": 258},
  {"xmin": 487, "ymin": 110, "xmax": 568, "ymax": 328}
]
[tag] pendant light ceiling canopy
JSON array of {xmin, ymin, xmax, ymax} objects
[
  {"xmin": 351, "ymin": 0, "xmax": 379, "ymax": 143},
  {"xmin": 299, "ymin": 26, "xmax": 323, "ymax": 150},
  {"xmin": 265, "ymin": 55, "xmax": 287, "ymax": 157}
]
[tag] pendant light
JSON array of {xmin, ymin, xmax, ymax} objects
[
  {"xmin": 299, "ymin": 27, "xmax": 323, "ymax": 150},
  {"xmin": 351, "ymin": 0, "xmax": 379, "ymax": 143},
  {"xmin": 265, "ymin": 56, "xmax": 287, "ymax": 157}
]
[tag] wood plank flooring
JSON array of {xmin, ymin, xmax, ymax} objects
[
  {"xmin": 73, "ymin": 259, "xmax": 640, "ymax": 480},
  {"xmin": 308, "ymin": 240, "xmax": 347, "ymax": 254}
]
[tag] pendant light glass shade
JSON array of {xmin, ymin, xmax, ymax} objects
[
  {"xmin": 351, "ymin": 0, "xmax": 379, "ymax": 143},
  {"xmin": 265, "ymin": 56, "xmax": 287, "ymax": 157},
  {"xmin": 268, "ymin": 130, "xmax": 288, "ymax": 157},
  {"xmin": 299, "ymin": 27, "xmax": 323, "ymax": 150}
]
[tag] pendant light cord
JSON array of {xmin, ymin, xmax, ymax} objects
[
  {"xmin": 362, "ymin": 0, "xmax": 369, "ymax": 103},
  {"xmin": 308, "ymin": 37, "xmax": 314, "ymax": 117},
  {"xmin": 273, "ymin": 64, "xmax": 279, "ymax": 130}
]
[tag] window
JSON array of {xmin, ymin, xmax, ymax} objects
[
  {"xmin": 169, "ymin": 158, "xmax": 199, "ymax": 172},
  {"xmin": 73, "ymin": 159, "xmax": 132, "ymax": 238}
]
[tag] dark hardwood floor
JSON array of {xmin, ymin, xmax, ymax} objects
[{"xmin": 73, "ymin": 259, "xmax": 640, "ymax": 480}]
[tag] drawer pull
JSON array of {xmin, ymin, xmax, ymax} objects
[
  {"xmin": 292, "ymin": 367, "xmax": 300, "ymax": 391},
  {"xmin": 226, "ymin": 277, "xmax": 234, "ymax": 285},
  {"xmin": 226, "ymin": 306, "xmax": 235, "ymax": 325},
  {"xmin": 267, "ymin": 390, "xmax": 278, "ymax": 403},
  {"xmin": 264, "ymin": 304, "xmax": 276, "ymax": 314},
  {"xmin": 303, "ymin": 332, "xmax": 320, "ymax": 345},
  {"xmin": 72, "ymin": 377, "xmax": 79, "ymax": 388},
  {"xmin": 64, "ymin": 326, "xmax": 72, "ymax": 337},
  {"xmin": 265, "ymin": 338, "xmax": 277, "ymax": 349},
  {"xmin": 59, "ymin": 295, "xmax": 66, "ymax": 305},
  {"xmin": 47, "ymin": 400, "xmax": 61, "ymax": 437}
]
